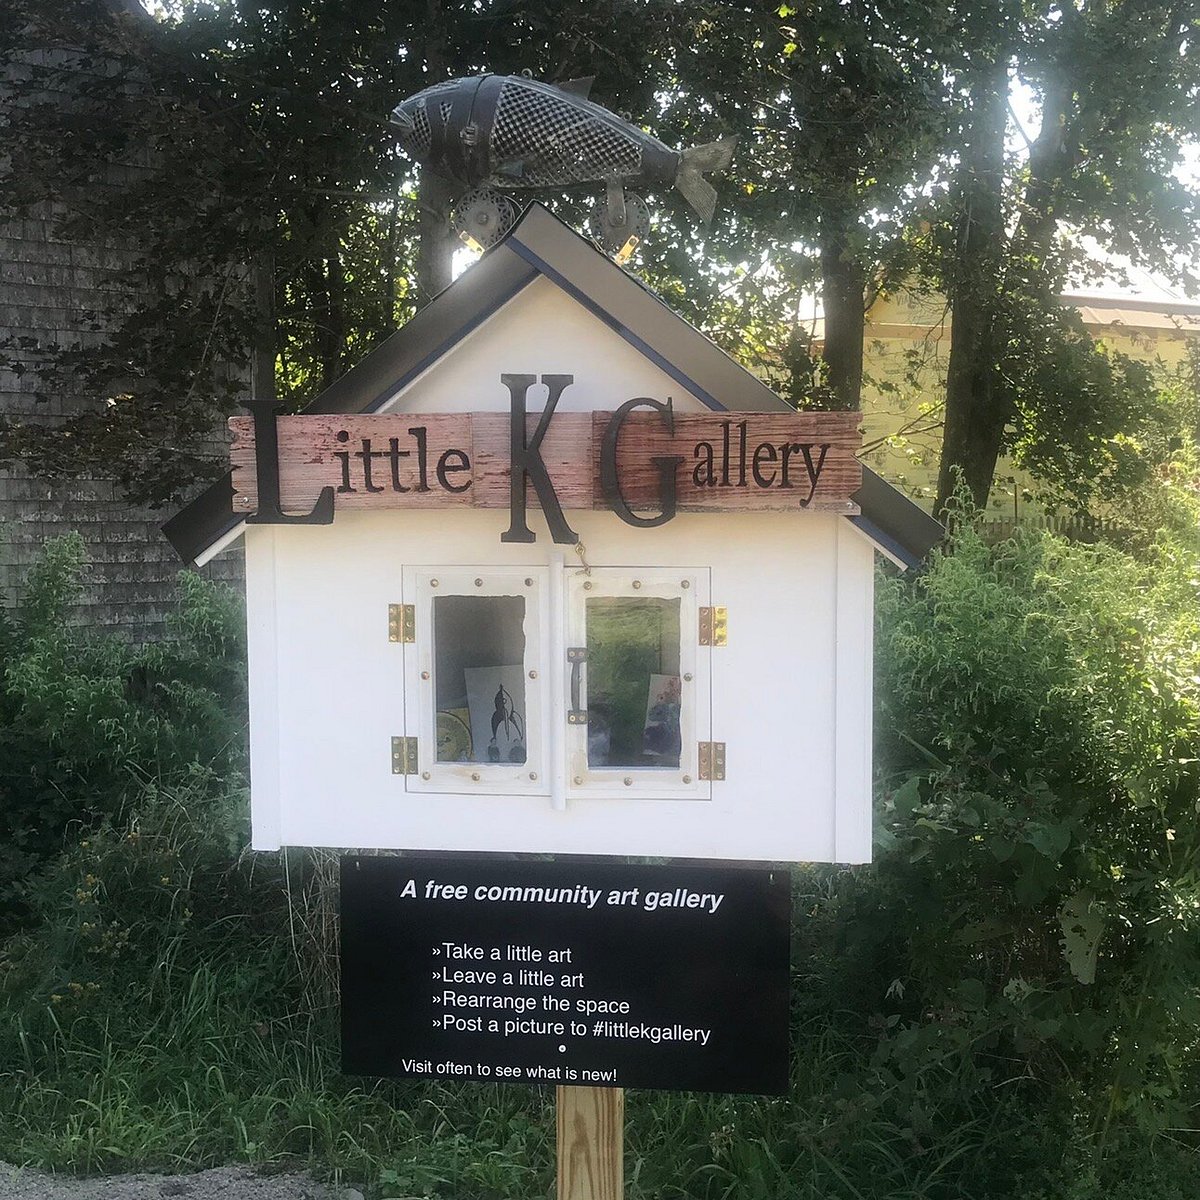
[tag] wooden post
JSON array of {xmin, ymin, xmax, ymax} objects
[{"xmin": 557, "ymin": 1086, "xmax": 623, "ymax": 1200}]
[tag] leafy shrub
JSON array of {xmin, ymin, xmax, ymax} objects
[
  {"xmin": 846, "ymin": 518, "xmax": 1200, "ymax": 1137},
  {"xmin": 0, "ymin": 534, "xmax": 246, "ymax": 934}
]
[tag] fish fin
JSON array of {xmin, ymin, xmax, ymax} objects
[
  {"xmin": 555, "ymin": 76, "xmax": 595, "ymax": 98},
  {"xmin": 675, "ymin": 174, "xmax": 718, "ymax": 224},
  {"xmin": 676, "ymin": 136, "xmax": 739, "ymax": 223},
  {"xmin": 681, "ymin": 136, "xmax": 737, "ymax": 172}
]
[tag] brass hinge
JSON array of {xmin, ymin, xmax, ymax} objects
[
  {"xmin": 391, "ymin": 736, "xmax": 418, "ymax": 775},
  {"xmin": 388, "ymin": 603, "xmax": 415, "ymax": 643},
  {"xmin": 698, "ymin": 742, "xmax": 726, "ymax": 781},
  {"xmin": 699, "ymin": 606, "xmax": 727, "ymax": 646}
]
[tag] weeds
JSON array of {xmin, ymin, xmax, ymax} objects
[{"xmin": 0, "ymin": 539, "xmax": 246, "ymax": 935}]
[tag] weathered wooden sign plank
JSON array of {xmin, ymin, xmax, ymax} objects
[
  {"xmin": 591, "ymin": 411, "xmax": 861, "ymax": 512},
  {"xmin": 229, "ymin": 409, "xmax": 861, "ymax": 519}
]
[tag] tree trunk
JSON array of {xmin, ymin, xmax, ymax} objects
[
  {"xmin": 251, "ymin": 251, "xmax": 276, "ymax": 401},
  {"xmin": 935, "ymin": 60, "xmax": 1010, "ymax": 519},
  {"xmin": 1010, "ymin": 5, "xmax": 1080, "ymax": 269},
  {"xmin": 415, "ymin": 169, "xmax": 456, "ymax": 305},
  {"xmin": 1013, "ymin": 75, "xmax": 1073, "ymax": 262},
  {"xmin": 383, "ymin": 185, "xmax": 401, "ymax": 328},
  {"xmin": 322, "ymin": 240, "xmax": 346, "ymax": 392},
  {"xmin": 312, "ymin": 227, "xmax": 346, "ymax": 394},
  {"xmin": 819, "ymin": 221, "xmax": 867, "ymax": 410}
]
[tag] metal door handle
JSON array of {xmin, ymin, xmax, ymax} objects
[{"xmin": 567, "ymin": 647, "xmax": 588, "ymax": 725}]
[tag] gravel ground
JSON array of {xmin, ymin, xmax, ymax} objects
[{"xmin": 0, "ymin": 1164, "xmax": 348, "ymax": 1200}]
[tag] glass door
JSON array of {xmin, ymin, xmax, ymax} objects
[
  {"xmin": 403, "ymin": 567, "xmax": 549, "ymax": 795},
  {"xmin": 565, "ymin": 568, "xmax": 710, "ymax": 799}
]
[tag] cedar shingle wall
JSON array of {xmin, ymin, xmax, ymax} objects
[{"xmin": 1, "ymin": 51, "xmax": 243, "ymax": 641}]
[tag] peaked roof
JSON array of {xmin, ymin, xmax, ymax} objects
[{"xmin": 164, "ymin": 203, "xmax": 942, "ymax": 568}]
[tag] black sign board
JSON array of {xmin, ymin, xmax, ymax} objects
[{"xmin": 341, "ymin": 856, "xmax": 791, "ymax": 1094}]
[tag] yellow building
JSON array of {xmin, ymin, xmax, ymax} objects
[{"xmin": 824, "ymin": 287, "xmax": 1200, "ymax": 521}]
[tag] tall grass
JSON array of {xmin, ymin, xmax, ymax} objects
[
  {"xmin": 3, "ymin": 781, "xmax": 1196, "ymax": 1197},
  {"xmin": 0, "ymin": 782, "xmax": 553, "ymax": 1190}
]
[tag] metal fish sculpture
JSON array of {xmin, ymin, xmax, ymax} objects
[{"xmin": 390, "ymin": 73, "xmax": 736, "ymax": 255}]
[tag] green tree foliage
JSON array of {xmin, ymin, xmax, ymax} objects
[
  {"xmin": 1, "ymin": 0, "xmax": 1197, "ymax": 514},
  {"xmin": 0, "ymin": 534, "xmax": 246, "ymax": 934},
  {"xmin": 1002, "ymin": 306, "xmax": 1197, "ymax": 513},
  {"xmin": 932, "ymin": 0, "xmax": 1200, "ymax": 515},
  {"xmin": 1, "ymin": 0, "xmax": 448, "ymax": 501},
  {"xmin": 647, "ymin": 0, "xmax": 953, "ymax": 409},
  {"xmin": 0, "ymin": 0, "xmax": 684, "ymax": 504}
]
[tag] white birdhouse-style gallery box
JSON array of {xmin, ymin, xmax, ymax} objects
[{"xmin": 165, "ymin": 205, "xmax": 940, "ymax": 864}]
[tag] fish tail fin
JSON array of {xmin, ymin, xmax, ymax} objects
[{"xmin": 675, "ymin": 136, "xmax": 738, "ymax": 223}]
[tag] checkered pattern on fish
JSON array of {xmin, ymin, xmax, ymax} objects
[
  {"xmin": 409, "ymin": 102, "xmax": 432, "ymax": 156},
  {"xmin": 490, "ymin": 81, "xmax": 642, "ymax": 185}
]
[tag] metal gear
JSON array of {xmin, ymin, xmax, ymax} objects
[
  {"xmin": 451, "ymin": 187, "xmax": 516, "ymax": 250},
  {"xmin": 588, "ymin": 190, "xmax": 650, "ymax": 260}
]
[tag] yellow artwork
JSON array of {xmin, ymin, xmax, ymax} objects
[{"xmin": 436, "ymin": 708, "xmax": 473, "ymax": 763}]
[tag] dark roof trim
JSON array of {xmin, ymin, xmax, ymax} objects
[
  {"xmin": 165, "ymin": 201, "xmax": 942, "ymax": 567},
  {"xmin": 310, "ymin": 245, "xmax": 539, "ymax": 417},
  {"xmin": 849, "ymin": 513, "xmax": 921, "ymax": 569},
  {"xmin": 161, "ymin": 476, "xmax": 240, "ymax": 567},
  {"xmin": 850, "ymin": 468, "xmax": 943, "ymax": 567}
]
